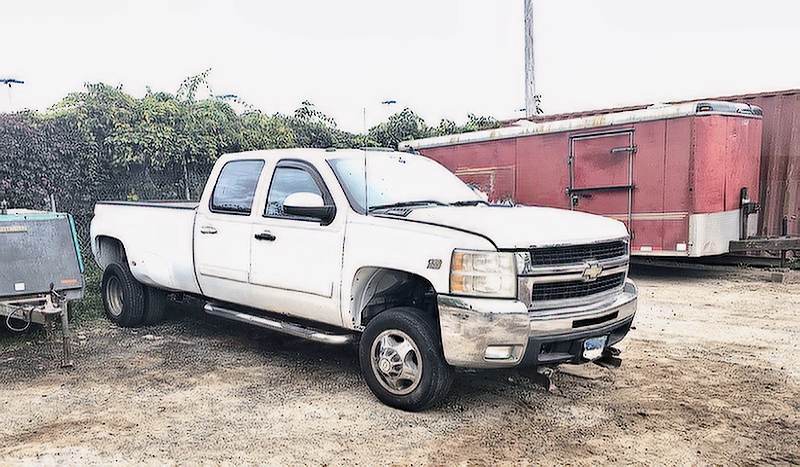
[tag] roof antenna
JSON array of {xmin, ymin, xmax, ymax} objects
[{"xmin": 364, "ymin": 148, "xmax": 370, "ymax": 216}]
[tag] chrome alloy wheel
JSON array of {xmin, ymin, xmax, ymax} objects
[
  {"xmin": 370, "ymin": 329, "xmax": 422, "ymax": 395},
  {"xmin": 106, "ymin": 275, "xmax": 123, "ymax": 317}
]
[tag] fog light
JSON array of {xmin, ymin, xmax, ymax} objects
[{"xmin": 484, "ymin": 345, "xmax": 517, "ymax": 361}]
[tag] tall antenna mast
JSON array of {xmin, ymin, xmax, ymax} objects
[{"xmin": 523, "ymin": 0, "xmax": 537, "ymax": 118}]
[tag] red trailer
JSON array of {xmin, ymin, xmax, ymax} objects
[{"xmin": 400, "ymin": 101, "xmax": 763, "ymax": 258}]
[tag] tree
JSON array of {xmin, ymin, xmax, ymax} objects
[
  {"xmin": 283, "ymin": 100, "xmax": 368, "ymax": 149},
  {"xmin": 368, "ymin": 108, "xmax": 503, "ymax": 149},
  {"xmin": 4, "ymin": 71, "xmax": 507, "ymax": 208},
  {"xmin": 430, "ymin": 113, "xmax": 502, "ymax": 137},
  {"xmin": 49, "ymin": 74, "xmax": 252, "ymax": 200},
  {"xmin": 0, "ymin": 112, "xmax": 93, "ymax": 214},
  {"xmin": 239, "ymin": 110, "xmax": 295, "ymax": 150},
  {"xmin": 368, "ymin": 108, "xmax": 431, "ymax": 149}
]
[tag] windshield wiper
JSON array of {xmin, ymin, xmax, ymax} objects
[
  {"xmin": 368, "ymin": 200, "xmax": 448, "ymax": 212},
  {"xmin": 450, "ymin": 200, "xmax": 489, "ymax": 206}
]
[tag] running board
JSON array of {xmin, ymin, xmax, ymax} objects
[{"xmin": 203, "ymin": 303, "xmax": 356, "ymax": 345}]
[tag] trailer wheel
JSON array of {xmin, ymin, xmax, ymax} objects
[
  {"xmin": 101, "ymin": 262, "xmax": 145, "ymax": 327},
  {"xmin": 359, "ymin": 307, "xmax": 454, "ymax": 411},
  {"xmin": 141, "ymin": 286, "xmax": 167, "ymax": 325}
]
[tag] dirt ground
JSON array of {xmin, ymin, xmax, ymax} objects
[{"xmin": 1, "ymin": 266, "xmax": 799, "ymax": 466}]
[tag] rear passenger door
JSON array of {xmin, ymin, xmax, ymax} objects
[{"xmin": 194, "ymin": 159, "xmax": 265, "ymax": 303}]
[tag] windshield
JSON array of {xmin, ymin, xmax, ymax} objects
[{"xmin": 328, "ymin": 153, "xmax": 482, "ymax": 214}]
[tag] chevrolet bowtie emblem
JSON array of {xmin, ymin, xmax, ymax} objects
[{"xmin": 581, "ymin": 261, "xmax": 603, "ymax": 282}]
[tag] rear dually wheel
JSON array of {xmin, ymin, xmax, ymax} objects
[{"xmin": 101, "ymin": 262, "xmax": 145, "ymax": 327}]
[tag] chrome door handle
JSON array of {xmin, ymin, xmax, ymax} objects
[
  {"xmin": 200, "ymin": 226, "xmax": 218, "ymax": 234},
  {"xmin": 254, "ymin": 231, "xmax": 276, "ymax": 241}
]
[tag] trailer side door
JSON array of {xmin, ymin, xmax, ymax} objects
[{"xmin": 568, "ymin": 130, "xmax": 635, "ymax": 231}]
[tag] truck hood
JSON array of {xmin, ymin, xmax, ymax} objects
[{"xmin": 385, "ymin": 205, "xmax": 629, "ymax": 250}]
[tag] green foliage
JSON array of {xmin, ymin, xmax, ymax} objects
[
  {"xmin": 367, "ymin": 108, "xmax": 430, "ymax": 149},
  {"xmin": 286, "ymin": 101, "xmax": 371, "ymax": 149},
  {"xmin": 367, "ymin": 108, "xmax": 503, "ymax": 149},
  {"xmin": 50, "ymin": 83, "xmax": 136, "ymax": 150},
  {"xmin": 463, "ymin": 113, "xmax": 503, "ymax": 132},
  {"xmin": 0, "ymin": 112, "xmax": 94, "ymax": 212},
  {"xmin": 176, "ymin": 68, "xmax": 213, "ymax": 104},
  {"xmin": 70, "ymin": 263, "xmax": 105, "ymax": 325},
  {"xmin": 2, "ymin": 72, "xmax": 504, "ymax": 209},
  {"xmin": 0, "ymin": 70, "xmax": 507, "ymax": 239},
  {"xmin": 240, "ymin": 110, "xmax": 295, "ymax": 150},
  {"xmin": 2, "ymin": 74, "xmax": 506, "ymax": 213}
]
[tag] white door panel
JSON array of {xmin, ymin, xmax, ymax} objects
[
  {"xmin": 250, "ymin": 221, "xmax": 342, "ymax": 297},
  {"xmin": 195, "ymin": 214, "xmax": 253, "ymax": 295}
]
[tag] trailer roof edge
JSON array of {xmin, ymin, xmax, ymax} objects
[{"xmin": 399, "ymin": 101, "xmax": 762, "ymax": 151}]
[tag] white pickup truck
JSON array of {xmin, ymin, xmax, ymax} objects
[{"xmin": 91, "ymin": 148, "xmax": 637, "ymax": 410}]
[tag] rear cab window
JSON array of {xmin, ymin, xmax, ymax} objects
[{"xmin": 210, "ymin": 160, "xmax": 265, "ymax": 215}]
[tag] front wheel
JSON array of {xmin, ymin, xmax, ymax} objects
[
  {"xmin": 101, "ymin": 262, "xmax": 145, "ymax": 327},
  {"xmin": 359, "ymin": 307, "xmax": 454, "ymax": 411}
]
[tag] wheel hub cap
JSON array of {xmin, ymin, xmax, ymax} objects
[
  {"xmin": 370, "ymin": 329, "xmax": 422, "ymax": 395},
  {"xmin": 379, "ymin": 357, "xmax": 393, "ymax": 374}
]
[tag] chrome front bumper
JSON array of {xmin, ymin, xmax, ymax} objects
[{"xmin": 437, "ymin": 280, "xmax": 638, "ymax": 368}]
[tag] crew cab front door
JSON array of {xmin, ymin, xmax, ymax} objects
[{"xmin": 248, "ymin": 160, "xmax": 345, "ymax": 326}]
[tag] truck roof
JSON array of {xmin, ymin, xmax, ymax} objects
[{"xmin": 216, "ymin": 147, "xmax": 402, "ymax": 165}]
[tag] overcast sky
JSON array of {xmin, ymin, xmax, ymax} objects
[{"xmin": 2, "ymin": 0, "xmax": 799, "ymax": 133}]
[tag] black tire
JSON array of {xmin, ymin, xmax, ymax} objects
[
  {"xmin": 101, "ymin": 262, "xmax": 145, "ymax": 327},
  {"xmin": 359, "ymin": 307, "xmax": 454, "ymax": 411},
  {"xmin": 141, "ymin": 286, "xmax": 167, "ymax": 325}
]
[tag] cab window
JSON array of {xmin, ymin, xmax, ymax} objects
[
  {"xmin": 210, "ymin": 160, "xmax": 264, "ymax": 215},
  {"xmin": 265, "ymin": 166, "xmax": 323, "ymax": 218}
]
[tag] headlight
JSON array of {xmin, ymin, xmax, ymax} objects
[{"xmin": 450, "ymin": 250, "xmax": 516, "ymax": 298}]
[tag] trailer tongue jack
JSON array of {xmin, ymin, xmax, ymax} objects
[{"xmin": 49, "ymin": 286, "xmax": 74, "ymax": 368}]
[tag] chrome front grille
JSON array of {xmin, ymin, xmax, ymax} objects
[
  {"xmin": 531, "ymin": 272, "xmax": 626, "ymax": 301},
  {"xmin": 517, "ymin": 240, "xmax": 629, "ymax": 311},
  {"xmin": 527, "ymin": 241, "xmax": 628, "ymax": 266}
]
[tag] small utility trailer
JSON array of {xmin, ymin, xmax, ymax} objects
[{"xmin": 0, "ymin": 204, "xmax": 85, "ymax": 367}]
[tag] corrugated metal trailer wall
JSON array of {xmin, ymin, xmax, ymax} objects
[{"xmin": 718, "ymin": 90, "xmax": 800, "ymax": 237}]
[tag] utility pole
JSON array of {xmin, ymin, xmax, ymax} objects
[
  {"xmin": 523, "ymin": 0, "xmax": 537, "ymax": 118},
  {"xmin": 1, "ymin": 78, "xmax": 25, "ymax": 112}
]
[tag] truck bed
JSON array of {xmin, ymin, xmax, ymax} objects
[{"xmin": 91, "ymin": 201, "xmax": 201, "ymax": 294}]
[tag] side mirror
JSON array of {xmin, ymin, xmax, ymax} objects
[{"xmin": 283, "ymin": 192, "xmax": 336, "ymax": 225}]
